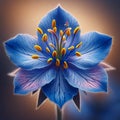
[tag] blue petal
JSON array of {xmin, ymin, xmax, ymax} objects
[
  {"xmin": 4, "ymin": 34, "xmax": 49, "ymax": 70},
  {"xmin": 64, "ymin": 66, "xmax": 108, "ymax": 92},
  {"xmin": 14, "ymin": 67, "xmax": 56, "ymax": 95},
  {"xmin": 68, "ymin": 32, "xmax": 112, "ymax": 70},
  {"xmin": 37, "ymin": 6, "xmax": 80, "ymax": 47},
  {"xmin": 42, "ymin": 69, "xmax": 78, "ymax": 108}
]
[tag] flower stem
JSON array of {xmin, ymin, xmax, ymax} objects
[{"xmin": 56, "ymin": 105, "xmax": 62, "ymax": 120}]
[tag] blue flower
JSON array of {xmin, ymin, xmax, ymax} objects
[{"xmin": 4, "ymin": 6, "xmax": 112, "ymax": 108}]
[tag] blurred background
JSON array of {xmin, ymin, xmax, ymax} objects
[{"xmin": 0, "ymin": 0, "xmax": 120, "ymax": 120}]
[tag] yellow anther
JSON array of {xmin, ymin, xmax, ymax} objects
[
  {"xmin": 73, "ymin": 26, "xmax": 80, "ymax": 34},
  {"xmin": 56, "ymin": 58, "xmax": 60, "ymax": 67},
  {"xmin": 31, "ymin": 54, "xmax": 39, "ymax": 59},
  {"xmin": 37, "ymin": 27, "xmax": 43, "ymax": 34},
  {"xmin": 49, "ymin": 43, "xmax": 55, "ymax": 48},
  {"xmin": 52, "ymin": 51, "xmax": 57, "ymax": 57},
  {"xmin": 53, "ymin": 27, "xmax": 57, "ymax": 33},
  {"xmin": 61, "ymin": 48, "xmax": 66, "ymax": 55},
  {"xmin": 75, "ymin": 51, "xmax": 82, "ymax": 57},
  {"xmin": 47, "ymin": 58, "xmax": 53, "ymax": 64},
  {"xmin": 34, "ymin": 45, "xmax": 42, "ymax": 51},
  {"xmin": 68, "ymin": 46, "xmax": 74, "ymax": 51},
  {"xmin": 60, "ymin": 30, "xmax": 63, "ymax": 36},
  {"xmin": 62, "ymin": 35, "xmax": 66, "ymax": 41},
  {"xmin": 52, "ymin": 19, "xmax": 56, "ymax": 28},
  {"xmin": 76, "ymin": 42, "xmax": 82, "ymax": 48},
  {"xmin": 42, "ymin": 33, "xmax": 48, "ymax": 42},
  {"xmin": 63, "ymin": 61, "xmax": 68, "ymax": 69},
  {"xmin": 46, "ymin": 47, "xmax": 51, "ymax": 53},
  {"xmin": 66, "ymin": 28, "xmax": 71, "ymax": 36}
]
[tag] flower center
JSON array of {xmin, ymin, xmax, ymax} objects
[{"xmin": 32, "ymin": 19, "xmax": 82, "ymax": 69}]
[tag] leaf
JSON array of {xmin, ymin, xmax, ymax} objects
[
  {"xmin": 83, "ymin": 91, "xmax": 87, "ymax": 95},
  {"xmin": 32, "ymin": 89, "xmax": 38, "ymax": 95},
  {"xmin": 37, "ymin": 89, "xmax": 47, "ymax": 108},
  {"xmin": 73, "ymin": 92, "xmax": 80, "ymax": 111}
]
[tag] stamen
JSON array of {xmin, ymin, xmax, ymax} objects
[
  {"xmin": 46, "ymin": 47, "xmax": 51, "ymax": 53},
  {"xmin": 68, "ymin": 46, "xmax": 74, "ymax": 51},
  {"xmin": 47, "ymin": 29, "xmax": 58, "ymax": 41},
  {"xmin": 53, "ymin": 27, "xmax": 57, "ymax": 33},
  {"xmin": 42, "ymin": 33, "xmax": 48, "ymax": 42},
  {"xmin": 49, "ymin": 43, "xmax": 55, "ymax": 49},
  {"xmin": 65, "ymin": 28, "xmax": 71, "ymax": 36},
  {"xmin": 61, "ymin": 48, "xmax": 66, "ymax": 55},
  {"xmin": 62, "ymin": 41, "xmax": 66, "ymax": 46},
  {"xmin": 52, "ymin": 19, "xmax": 56, "ymax": 28},
  {"xmin": 32, "ymin": 54, "xmax": 39, "ymax": 59},
  {"xmin": 56, "ymin": 58, "xmax": 60, "ymax": 67},
  {"xmin": 52, "ymin": 51, "xmax": 57, "ymax": 57},
  {"xmin": 48, "ymin": 29, "xmax": 59, "ymax": 50},
  {"xmin": 75, "ymin": 51, "xmax": 82, "ymax": 57},
  {"xmin": 64, "ymin": 21, "xmax": 69, "ymax": 27},
  {"xmin": 76, "ymin": 42, "xmax": 82, "ymax": 48},
  {"xmin": 59, "ymin": 27, "xmax": 71, "ymax": 49},
  {"xmin": 47, "ymin": 58, "xmax": 53, "ymax": 64},
  {"xmin": 60, "ymin": 30, "xmax": 63, "ymax": 37},
  {"xmin": 34, "ymin": 45, "xmax": 42, "ymax": 51},
  {"xmin": 63, "ymin": 61, "xmax": 68, "ymax": 69},
  {"xmin": 73, "ymin": 26, "xmax": 80, "ymax": 34},
  {"xmin": 37, "ymin": 27, "xmax": 43, "ymax": 34},
  {"xmin": 62, "ymin": 35, "xmax": 66, "ymax": 41},
  {"xmin": 47, "ymin": 29, "xmax": 54, "ymax": 34}
]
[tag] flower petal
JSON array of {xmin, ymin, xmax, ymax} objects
[
  {"xmin": 14, "ymin": 67, "xmax": 56, "ymax": 94},
  {"xmin": 100, "ymin": 62, "xmax": 115, "ymax": 71},
  {"xmin": 64, "ymin": 66, "xmax": 108, "ymax": 92},
  {"xmin": 4, "ymin": 34, "xmax": 49, "ymax": 70},
  {"xmin": 42, "ymin": 69, "xmax": 78, "ymax": 108},
  {"xmin": 68, "ymin": 32, "xmax": 112, "ymax": 69},
  {"xmin": 8, "ymin": 68, "xmax": 21, "ymax": 77},
  {"xmin": 37, "ymin": 6, "xmax": 80, "ymax": 47}
]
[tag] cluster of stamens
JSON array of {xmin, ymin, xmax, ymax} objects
[{"xmin": 32, "ymin": 19, "xmax": 82, "ymax": 69}]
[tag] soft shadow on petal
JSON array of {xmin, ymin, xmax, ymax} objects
[
  {"xmin": 37, "ymin": 6, "xmax": 80, "ymax": 47},
  {"xmin": 68, "ymin": 32, "xmax": 112, "ymax": 70},
  {"xmin": 42, "ymin": 69, "xmax": 78, "ymax": 108},
  {"xmin": 14, "ymin": 67, "xmax": 56, "ymax": 95},
  {"xmin": 4, "ymin": 34, "xmax": 49, "ymax": 70},
  {"xmin": 64, "ymin": 65, "xmax": 108, "ymax": 93}
]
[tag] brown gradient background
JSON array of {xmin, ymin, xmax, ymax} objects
[{"xmin": 0, "ymin": 0, "xmax": 120, "ymax": 120}]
